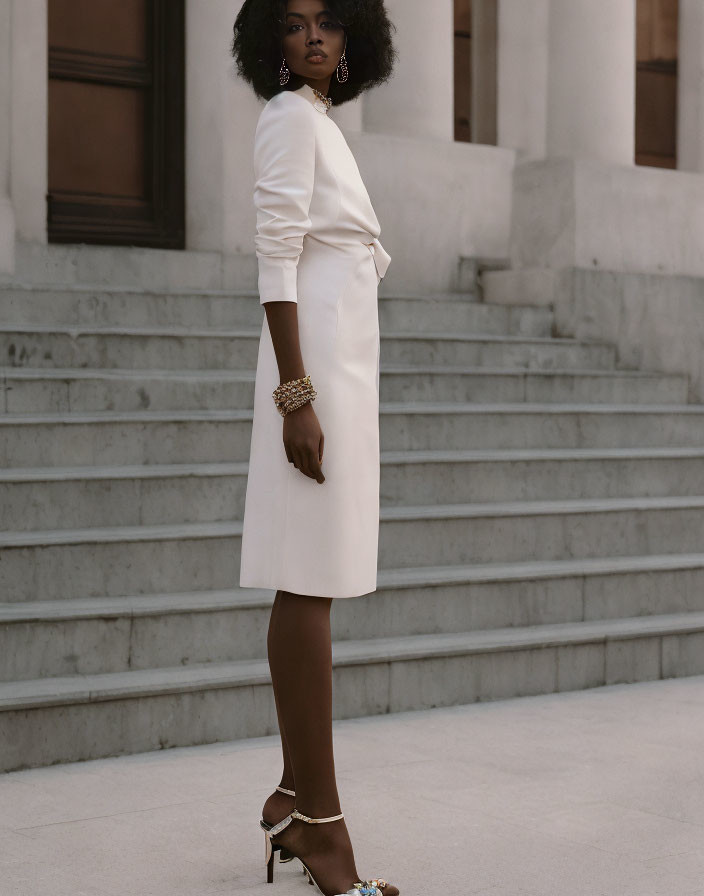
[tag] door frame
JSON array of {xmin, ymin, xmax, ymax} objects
[{"xmin": 47, "ymin": 0, "xmax": 185, "ymax": 249}]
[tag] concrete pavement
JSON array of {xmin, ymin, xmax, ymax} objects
[{"xmin": 1, "ymin": 675, "xmax": 703, "ymax": 896}]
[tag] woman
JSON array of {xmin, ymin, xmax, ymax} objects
[{"xmin": 232, "ymin": 1, "xmax": 399, "ymax": 895}]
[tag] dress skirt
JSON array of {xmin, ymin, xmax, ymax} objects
[{"xmin": 239, "ymin": 234, "xmax": 382, "ymax": 598}]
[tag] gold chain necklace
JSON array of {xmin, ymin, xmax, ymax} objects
[{"xmin": 311, "ymin": 86, "xmax": 332, "ymax": 112}]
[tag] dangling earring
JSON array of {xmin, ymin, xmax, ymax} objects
[
  {"xmin": 336, "ymin": 40, "xmax": 348, "ymax": 83},
  {"xmin": 279, "ymin": 57, "xmax": 290, "ymax": 86}
]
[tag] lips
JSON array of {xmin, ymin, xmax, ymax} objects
[{"xmin": 306, "ymin": 51, "xmax": 327, "ymax": 60}]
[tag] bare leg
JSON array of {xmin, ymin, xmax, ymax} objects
[
  {"xmin": 261, "ymin": 592, "xmax": 295, "ymax": 825},
  {"xmin": 265, "ymin": 589, "xmax": 399, "ymax": 896},
  {"xmin": 267, "ymin": 589, "xmax": 401, "ymax": 896}
]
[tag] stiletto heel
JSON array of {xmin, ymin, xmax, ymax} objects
[
  {"xmin": 264, "ymin": 829, "xmax": 276, "ymax": 883},
  {"xmin": 259, "ymin": 785, "xmax": 299, "ymax": 865},
  {"xmin": 262, "ymin": 808, "xmax": 395, "ymax": 895},
  {"xmin": 274, "ymin": 785, "xmax": 297, "ymax": 864}
]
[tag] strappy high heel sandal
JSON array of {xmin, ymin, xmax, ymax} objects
[
  {"xmin": 259, "ymin": 785, "xmax": 299, "ymax": 865},
  {"xmin": 263, "ymin": 807, "xmax": 393, "ymax": 896}
]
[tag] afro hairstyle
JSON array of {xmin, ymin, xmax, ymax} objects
[{"xmin": 232, "ymin": 0, "xmax": 397, "ymax": 106}]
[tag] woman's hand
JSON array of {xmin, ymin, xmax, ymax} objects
[
  {"xmin": 283, "ymin": 401, "xmax": 325, "ymax": 483},
  {"xmin": 261, "ymin": 302, "xmax": 323, "ymax": 482}
]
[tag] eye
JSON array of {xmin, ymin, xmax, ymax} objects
[{"xmin": 287, "ymin": 21, "xmax": 340, "ymax": 32}]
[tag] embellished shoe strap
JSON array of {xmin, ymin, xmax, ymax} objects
[
  {"xmin": 344, "ymin": 882, "xmax": 387, "ymax": 895},
  {"xmin": 291, "ymin": 808, "xmax": 345, "ymax": 824},
  {"xmin": 267, "ymin": 813, "xmax": 295, "ymax": 837},
  {"xmin": 275, "ymin": 785, "xmax": 295, "ymax": 796}
]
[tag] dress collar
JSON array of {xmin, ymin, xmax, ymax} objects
[{"xmin": 291, "ymin": 82, "xmax": 331, "ymax": 115}]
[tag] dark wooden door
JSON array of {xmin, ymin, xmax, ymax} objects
[
  {"xmin": 636, "ymin": 0, "xmax": 678, "ymax": 168},
  {"xmin": 454, "ymin": 0, "xmax": 472, "ymax": 143},
  {"xmin": 47, "ymin": 0, "xmax": 185, "ymax": 248}
]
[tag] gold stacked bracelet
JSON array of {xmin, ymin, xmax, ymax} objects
[{"xmin": 272, "ymin": 374, "xmax": 317, "ymax": 417}]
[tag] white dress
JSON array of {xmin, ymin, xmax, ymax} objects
[{"xmin": 238, "ymin": 81, "xmax": 392, "ymax": 599}]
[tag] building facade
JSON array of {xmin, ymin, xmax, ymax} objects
[
  {"xmin": 0, "ymin": 0, "xmax": 704, "ymax": 262},
  {"xmin": 0, "ymin": 0, "xmax": 704, "ymax": 396},
  {"xmin": 1, "ymin": 0, "xmax": 703, "ymax": 389},
  {"xmin": 5, "ymin": 0, "xmax": 704, "ymax": 771}
]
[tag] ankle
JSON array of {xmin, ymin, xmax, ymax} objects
[
  {"xmin": 294, "ymin": 804, "xmax": 343, "ymax": 821},
  {"xmin": 277, "ymin": 782, "xmax": 295, "ymax": 794},
  {"xmin": 262, "ymin": 791, "xmax": 293, "ymax": 827}
]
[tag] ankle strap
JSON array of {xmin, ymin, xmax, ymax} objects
[
  {"xmin": 265, "ymin": 807, "xmax": 345, "ymax": 839},
  {"xmin": 292, "ymin": 808, "xmax": 344, "ymax": 824},
  {"xmin": 275, "ymin": 785, "xmax": 295, "ymax": 796}
]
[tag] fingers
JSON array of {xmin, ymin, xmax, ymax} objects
[
  {"xmin": 301, "ymin": 443, "xmax": 325, "ymax": 482},
  {"xmin": 309, "ymin": 446, "xmax": 325, "ymax": 483},
  {"xmin": 288, "ymin": 442, "xmax": 325, "ymax": 483}
]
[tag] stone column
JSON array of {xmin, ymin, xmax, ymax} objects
[
  {"xmin": 677, "ymin": 0, "xmax": 704, "ymax": 172},
  {"xmin": 186, "ymin": 0, "xmax": 258, "ymax": 254},
  {"xmin": 546, "ymin": 0, "xmax": 636, "ymax": 165},
  {"xmin": 362, "ymin": 0, "xmax": 454, "ymax": 141},
  {"xmin": 10, "ymin": 0, "xmax": 48, "ymax": 244},
  {"xmin": 0, "ymin": 0, "xmax": 14, "ymax": 272},
  {"xmin": 495, "ymin": 0, "xmax": 550, "ymax": 160}
]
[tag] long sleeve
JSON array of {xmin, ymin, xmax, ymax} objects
[{"xmin": 253, "ymin": 96, "xmax": 316, "ymax": 305}]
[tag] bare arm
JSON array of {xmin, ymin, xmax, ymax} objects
[{"xmin": 264, "ymin": 301, "xmax": 325, "ymax": 484}]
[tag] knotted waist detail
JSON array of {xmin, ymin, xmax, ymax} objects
[{"xmin": 363, "ymin": 236, "xmax": 391, "ymax": 281}]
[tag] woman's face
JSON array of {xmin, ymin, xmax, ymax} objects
[{"xmin": 282, "ymin": 0, "xmax": 346, "ymax": 91}]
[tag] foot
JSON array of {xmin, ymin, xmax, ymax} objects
[
  {"xmin": 271, "ymin": 815, "xmax": 399, "ymax": 896},
  {"xmin": 261, "ymin": 787, "xmax": 295, "ymax": 827}
]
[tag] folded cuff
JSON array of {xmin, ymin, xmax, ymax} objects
[{"xmin": 257, "ymin": 255, "xmax": 299, "ymax": 304}]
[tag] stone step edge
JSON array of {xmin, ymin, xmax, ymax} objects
[
  {"xmin": 4, "ymin": 551, "xmax": 704, "ymax": 622},
  {"xmin": 0, "ymin": 323, "xmax": 606, "ymax": 347},
  {"xmin": 383, "ymin": 401, "xmax": 704, "ymax": 415},
  {"xmin": 5, "ymin": 445, "xmax": 704, "ymax": 482},
  {"xmin": 3, "ymin": 362, "xmax": 640, "ymax": 383},
  {"xmin": 4, "ymin": 368, "xmax": 684, "ymax": 385},
  {"xmin": 2, "ymin": 610, "xmax": 703, "ymax": 712},
  {"xmin": 0, "ymin": 284, "xmax": 261, "ymax": 298},
  {"xmin": 1, "ymin": 283, "xmax": 511, "ymax": 305},
  {"xmin": 4, "ymin": 494, "xmax": 704, "ymax": 548},
  {"xmin": 0, "ymin": 402, "xmax": 703, "ymax": 427}
]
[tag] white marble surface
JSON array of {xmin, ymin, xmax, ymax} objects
[{"xmin": 1, "ymin": 674, "xmax": 703, "ymax": 895}]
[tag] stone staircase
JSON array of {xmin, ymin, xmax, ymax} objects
[{"xmin": 1, "ymin": 279, "xmax": 704, "ymax": 772}]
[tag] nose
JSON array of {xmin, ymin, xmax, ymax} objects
[{"xmin": 307, "ymin": 23, "xmax": 326, "ymax": 42}]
